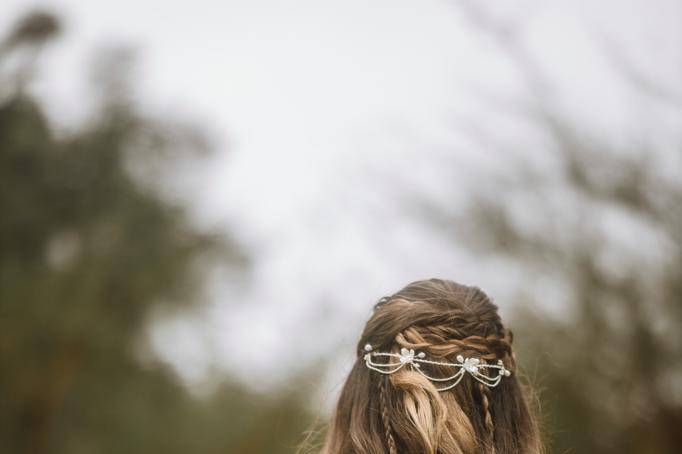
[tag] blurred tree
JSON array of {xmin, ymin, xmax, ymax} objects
[
  {"xmin": 0, "ymin": 10, "xmax": 311, "ymax": 454},
  {"xmin": 463, "ymin": 128, "xmax": 682, "ymax": 454},
  {"xmin": 450, "ymin": 3, "xmax": 682, "ymax": 453}
]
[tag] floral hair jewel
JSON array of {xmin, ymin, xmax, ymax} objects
[{"xmin": 363, "ymin": 344, "xmax": 511, "ymax": 391}]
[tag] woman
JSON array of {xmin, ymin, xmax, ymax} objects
[{"xmin": 320, "ymin": 278, "xmax": 543, "ymax": 454}]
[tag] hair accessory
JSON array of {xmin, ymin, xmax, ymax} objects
[{"xmin": 363, "ymin": 344, "xmax": 511, "ymax": 391}]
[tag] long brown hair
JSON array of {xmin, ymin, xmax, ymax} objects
[{"xmin": 321, "ymin": 279, "xmax": 543, "ymax": 454}]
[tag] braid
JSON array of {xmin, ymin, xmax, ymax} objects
[
  {"xmin": 478, "ymin": 382, "xmax": 495, "ymax": 453},
  {"xmin": 379, "ymin": 377, "xmax": 398, "ymax": 454},
  {"xmin": 397, "ymin": 329, "xmax": 511, "ymax": 362}
]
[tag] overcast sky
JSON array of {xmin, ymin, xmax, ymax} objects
[{"xmin": 4, "ymin": 0, "xmax": 681, "ymax": 395}]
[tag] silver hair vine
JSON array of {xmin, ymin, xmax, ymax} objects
[{"xmin": 363, "ymin": 344, "xmax": 511, "ymax": 391}]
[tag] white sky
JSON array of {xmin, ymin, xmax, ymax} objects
[{"xmin": 3, "ymin": 0, "xmax": 681, "ymax": 395}]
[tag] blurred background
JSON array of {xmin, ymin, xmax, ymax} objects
[{"xmin": 1, "ymin": 1, "xmax": 681, "ymax": 453}]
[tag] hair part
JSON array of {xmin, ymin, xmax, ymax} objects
[{"xmin": 317, "ymin": 278, "xmax": 543, "ymax": 454}]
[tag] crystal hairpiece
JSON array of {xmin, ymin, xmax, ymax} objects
[{"xmin": 363, "ymin": 344, "xmax": 511, "ymax": 391}]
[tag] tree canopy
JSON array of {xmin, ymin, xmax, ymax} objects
[{"xmin": 0, "ymin": 10, "xmax": 311, "ymax": 454}]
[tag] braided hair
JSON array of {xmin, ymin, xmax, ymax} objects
[{"xmin": 318, "ymin": 279, "xmax": 542, "ymax": 454}]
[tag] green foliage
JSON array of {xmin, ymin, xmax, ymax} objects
[
  {"xmin": 0, "ymin": 11, "xmax": 312, "ymax": 454},
  {"xmin": 462, "ymin": 117, "xmax": 682, "ymax": 454},
  {"xmin": 448, "ymin": 6, "xmax": 682, "ymax": 452}
]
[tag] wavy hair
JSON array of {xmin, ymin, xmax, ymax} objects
[{"xmin": 320, "ymin": 279, "xmax": 543, "ymax": 454}]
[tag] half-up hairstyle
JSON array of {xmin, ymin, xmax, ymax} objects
[{"xmin": 321, "ymin": 278, "xmax": 543, "ymax": 454}]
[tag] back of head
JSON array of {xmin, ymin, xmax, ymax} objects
[{"xmin": 322, "ymin": 278, "xmax": 543, "ymax": 454}]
